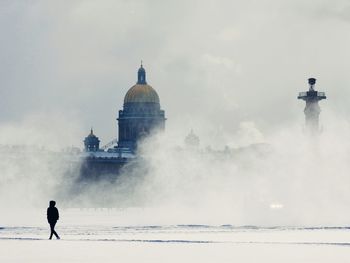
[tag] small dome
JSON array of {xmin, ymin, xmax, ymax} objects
[
  {"xmin": 84, "ymin": 128, "xmax": 100, "ymax": 152},
  {"xmin": 86, "ymin": 128, "xmax": 99, "ymax": 139},
  {"xmin": 124, "ymin": 84, "xmax": 160, "ymax": 104}
]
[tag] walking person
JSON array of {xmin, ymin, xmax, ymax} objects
[{"xmin": 47, "ymin": 200, "xmax": 60, "ymax": 240}]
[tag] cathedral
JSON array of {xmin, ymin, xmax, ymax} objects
[
  {"xmin": 79, "ymin": 64, "xmax": 166, "ymax": 179},
  {"xmin": 117, "ymin": 64, "xmax": 166, "ymax": 151}
]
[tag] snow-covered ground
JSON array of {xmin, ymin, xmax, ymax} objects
[{"xmin": 1, "ymin": 209, "xmax": 350, "ymax": 262}]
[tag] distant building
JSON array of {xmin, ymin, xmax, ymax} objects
[
  {"xmin": 298, "ymin": 78, "xmax": 326, "ymax": 134},
  {"xmin": 184, "ymin": 130, "xmax": 200, "ymax": 148},
  {"xmin": 84, "ymin": 129, "xmax": 100, "ymax": 152},
  {"xmin": 79, "ymin": 64, "xmax": 166, "ymax": 179}
]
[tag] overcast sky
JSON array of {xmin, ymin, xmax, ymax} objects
[{"xmin": 1, "ymin": 0, "xmax": 350, "ymax": 147}]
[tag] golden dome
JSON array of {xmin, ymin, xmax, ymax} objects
[
  {"xmin": 124, "ymin": 84, "xmax": 160, "ymax": 104},
  {"xmin": 124, "ymin": 64, "xmax": 160, "ymax": 104}
]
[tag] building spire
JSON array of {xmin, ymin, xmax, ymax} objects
[{"xmin": 137, "ymin": 61, "xmax": 147, "ymax": 84}]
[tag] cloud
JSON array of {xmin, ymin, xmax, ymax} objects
[{"xmin": 202, "ymin": 53, "xmax": 239, "ymax": 72}]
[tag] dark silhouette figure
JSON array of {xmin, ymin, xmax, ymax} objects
[{"xmin": 47, "ymin": 200, "xmax": 60, "ymax": 240}]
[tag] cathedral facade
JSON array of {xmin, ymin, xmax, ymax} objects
[{"xmin": 79, "ymin": 64, "xmax": 166, "ymax": 179}]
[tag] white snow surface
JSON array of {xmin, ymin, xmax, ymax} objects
[{"xmin": 1, "ymin": 208, "xmax": 350, "ymax": 262}]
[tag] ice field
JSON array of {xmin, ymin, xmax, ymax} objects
[{"xmin": 1, "ymin": 209, "xmax": 350, "ymax": 262}]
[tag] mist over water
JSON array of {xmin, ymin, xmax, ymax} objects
[
  {"xmin": 1, "ymin": 110, "xmax": 350, "ymax": 227},
  {"xmin": 133, "ymin": 115, "xmax": 350, "ymax": 226}
]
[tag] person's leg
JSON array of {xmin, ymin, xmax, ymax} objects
[
  {"xmin": 49, "ymin": 223, "xmax": 55, "ymax": 239},
  {"xmin": 51, "ymin": 221, "xmax": 60, "ymax": 239},
  {"xmin": 53, "ymin": 229, "xmax": 60, "ymax": 239}
]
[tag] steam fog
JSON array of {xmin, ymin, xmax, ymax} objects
[
  {"xmin": 1, "ymin": 112, "xmax": 350, "ymax": 226},
  {"xmin": 1, "ymin": 1, "xmax": 350, "ymax": 227}
]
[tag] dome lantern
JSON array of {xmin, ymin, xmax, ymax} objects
[{"xmin": 137, "ymin": 62, "xmax": 147, "ymax": 84}]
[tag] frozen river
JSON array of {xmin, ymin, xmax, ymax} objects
[{"xmin": 1, "ymin": 209, "xmax": 349, "ymax": 262}]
